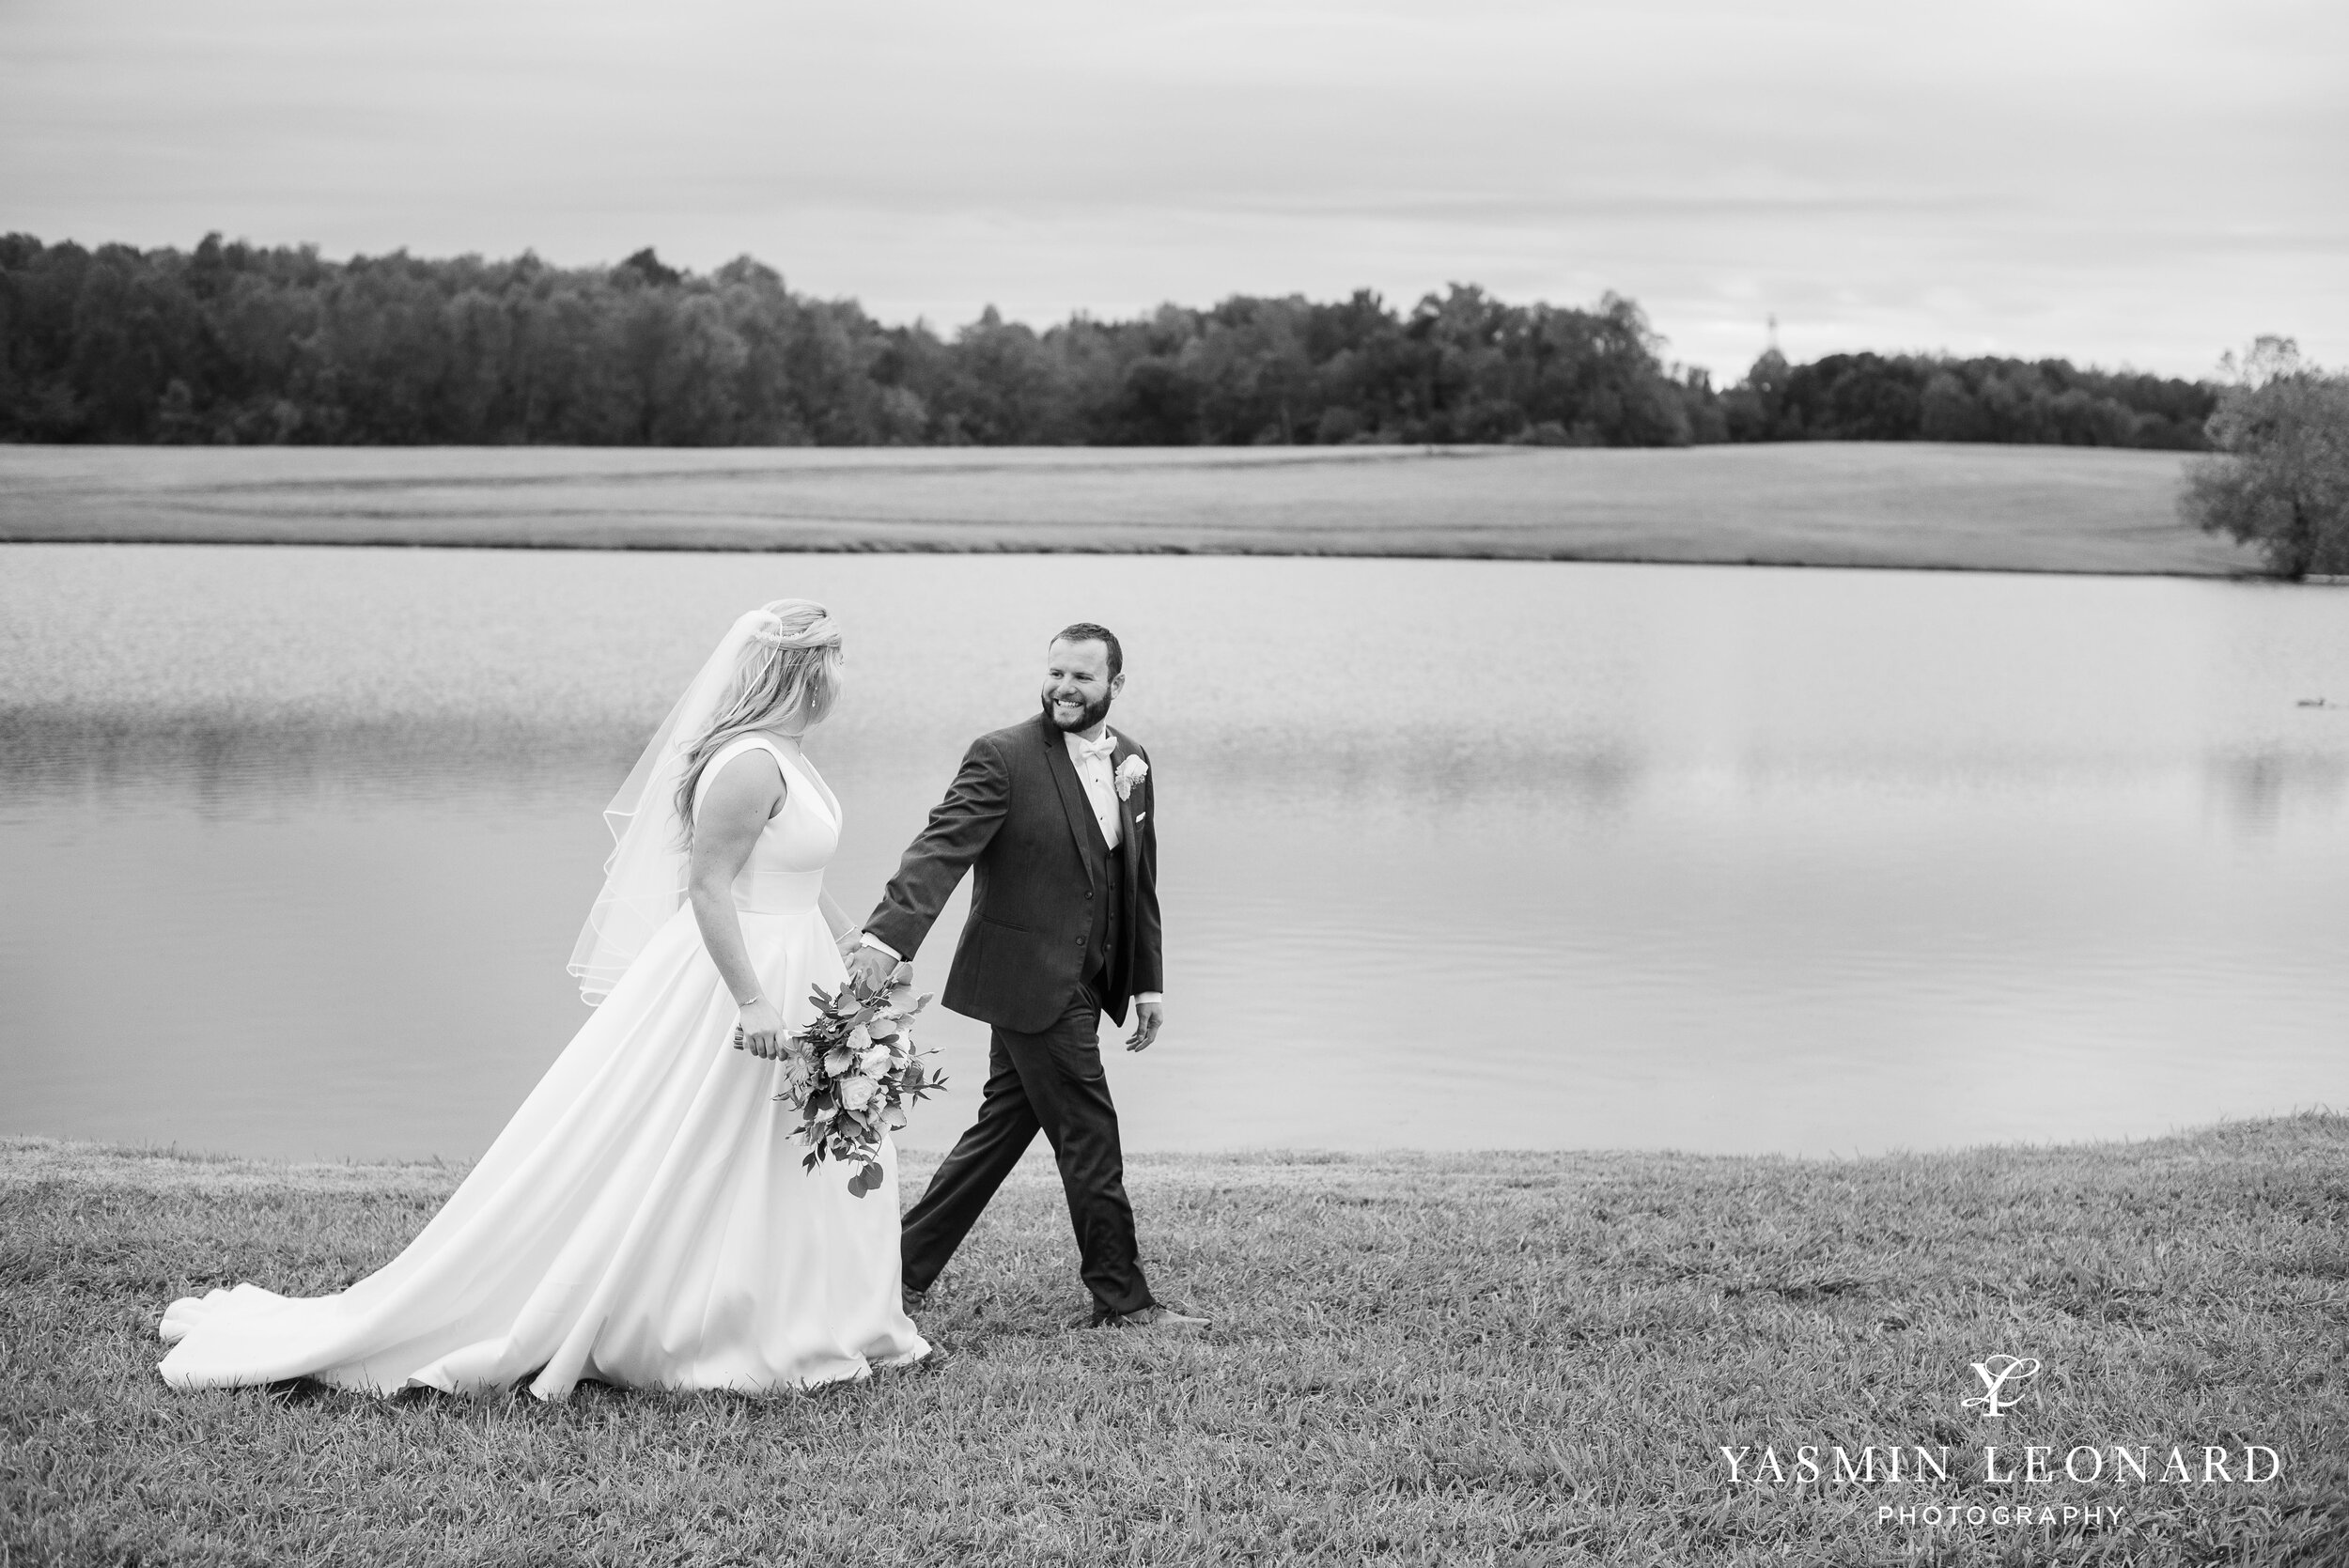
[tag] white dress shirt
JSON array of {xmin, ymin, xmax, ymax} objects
[{"xmin": 1065, "ymin": 729, "xmax": 1123, "ymax": 849}]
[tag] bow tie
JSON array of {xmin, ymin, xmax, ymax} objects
[{"xmin": 1076, "ymin": 737, "xmax": 1117, "ymax": 765}]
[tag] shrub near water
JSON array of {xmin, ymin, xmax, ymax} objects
[
  {"xmin": 2180, "ymin": 337, "xmax": 2349, "ymax": 579},
  {"xmin": 3, "ymin": 1118, "xmax": 2344, "ymax": 1564}
]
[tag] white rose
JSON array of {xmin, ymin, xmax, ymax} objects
[
  {"xmin": 839, "ymin": 1075, "xmax": 878, "ymax": 1110},
  {"xmin": 1115, "ymin": 753, "xmax": 1148, "ymax": 800}
]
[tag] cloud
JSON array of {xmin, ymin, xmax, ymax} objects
[{"xmin": 3, "ymin": 0, "xmax": 2342, "ymax": 377}]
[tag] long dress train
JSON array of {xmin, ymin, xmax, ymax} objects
[{"xmin": 157, "ymin": 735, "xmax": 926, "ymax": 1399}]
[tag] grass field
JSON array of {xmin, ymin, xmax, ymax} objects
[
  {"xmin": 4, "ymin": 1116, "xmax": 2343, "ymax": 1565},
  {"xmin": 0, "ymin": 442, "xmax": 2267, "ymax": 576}
]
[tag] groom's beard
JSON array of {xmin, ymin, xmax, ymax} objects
[{"xmin": 1042, "ymin": 690, "xmax": 1113, "ymax": 733}]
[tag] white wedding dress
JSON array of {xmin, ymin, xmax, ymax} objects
[{"xmin": 158, "ymin": 735, "xmax": 927, "ymax": 1399}]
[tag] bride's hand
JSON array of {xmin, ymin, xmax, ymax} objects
[
  {"xmin": 843, "ymin": 943, "xmax": 898, "ymax": 997},
  {"xmin": 735, "ymin": 998, "xmax": 786, "ymax": 1059}
]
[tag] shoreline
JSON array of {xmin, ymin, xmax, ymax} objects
[
  {"xmin": 0, "ymin": 531, "xmax": 2291, "ymax": 582},
  {"xmin": 0, "ymin": 441, "xmax": 2273, "ymax": 578},
  {"xmin": 3, "ymin": 1112, "xmax": 2333, "ymax": 1188}
]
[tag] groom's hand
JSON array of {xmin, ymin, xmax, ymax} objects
[
  {"xmin": 1125, "ymin": 999, "xmax": 1163, "ymax": 1052},
  {"xmin": 844, "ymin": 941, "xmax": 897, "ymax": 996}
]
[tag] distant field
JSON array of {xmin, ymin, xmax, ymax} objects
[{"xmin": 0, "ymin": 442, "xmax": 2266, "ymax": 576}]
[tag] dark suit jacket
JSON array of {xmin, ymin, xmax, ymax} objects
[{"xmin": 865, "ymin": 712, "xmax": 1163, "ymax": 1032}]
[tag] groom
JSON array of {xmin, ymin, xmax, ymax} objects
[{"xmin": 845, "ymin": 624, "xmax": 1206, "ymax": 1330}]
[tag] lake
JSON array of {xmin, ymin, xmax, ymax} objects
[{"xmin": 3, "ymin": 543, "xmax": 2344, "ymax": 1160}]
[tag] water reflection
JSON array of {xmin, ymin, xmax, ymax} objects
[
  {"xmin": 1, "ymin": 704, "xmax": 640, "ymax": 807},
  {"xmin": 3, "ymin": 545, "xmax": 2345, "ymax": 1160},
  {"xmin": 2205, "ymin": 748, "xmax": 2349, "ymax": 835}
]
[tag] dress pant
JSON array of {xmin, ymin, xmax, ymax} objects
[{"xmin": 900, "ymin": 852, "xmax": 1151, "ymax": 1315}]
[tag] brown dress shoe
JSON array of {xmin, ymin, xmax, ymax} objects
[{"xmin": 902, "ymin": 1286, "xmax": 927, "ymax": 1317}]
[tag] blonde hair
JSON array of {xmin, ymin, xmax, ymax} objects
[{"xmin": 675, "ymin": 599, "xmax": 844, "ymax": 843}]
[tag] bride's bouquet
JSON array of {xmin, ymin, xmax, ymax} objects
[{"xmin": 773, "ymin": 971, "xmax": 946, "ymax": 1196}]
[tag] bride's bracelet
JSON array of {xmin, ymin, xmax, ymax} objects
[{"xmin": 736, "ymin": 993, "xmax": 764, "ymax": 1010}]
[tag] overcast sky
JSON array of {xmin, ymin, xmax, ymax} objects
[{"xmin": 4, "ymin": 0, "xmax": 2341, "ymax": 380}]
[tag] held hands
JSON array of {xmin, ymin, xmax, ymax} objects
[
  {"xmin": 843, "ymin": 940, "xmax": 899, "ymax": 997},
  {"xmin": 733, "ymin": 997, "xmax": 786, "ymax": 1060},
  {"xmin": 1125, "ymin": 998, "xmax": 1164, "ymax": 1053}
]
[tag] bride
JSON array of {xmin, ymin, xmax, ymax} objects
[{"xmin": 158, "ymin": 600, "xmax": 929, "ymax": 1398}]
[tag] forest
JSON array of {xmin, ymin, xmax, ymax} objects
[{"xmin": 0, "ymin": 233, "xmax": 2216, "ymax": 450}]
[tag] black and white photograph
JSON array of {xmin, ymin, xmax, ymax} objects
[{"xmin": 3, "ymin": 1, "xmax": 2345, "ymax": 1562}]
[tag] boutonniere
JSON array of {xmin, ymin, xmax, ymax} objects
[{"xmin": 1114, "ymin": 754, "xmax": 1148, "ymax": 800}]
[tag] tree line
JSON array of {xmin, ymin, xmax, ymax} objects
[{"xmin": 2, "ymin": 232, "xmax": 2217, "ymax": 451}]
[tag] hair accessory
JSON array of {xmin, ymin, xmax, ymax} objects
[{"xmin": 746, "ymin": 607, "xmax": 839, "ymax": 650}]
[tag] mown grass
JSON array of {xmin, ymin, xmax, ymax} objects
[
  {"xmin": 0, "ymin": 442, "xmax": 2266, "ymax": 576},
  {"xmin": 3, "ymin": 1117, "xmax": 2344, "ymax": 1566}
]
